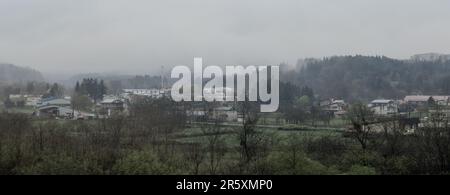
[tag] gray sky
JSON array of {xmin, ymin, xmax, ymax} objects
[{"xmin": 1, "ymin": 0, "xmax": 450, "ymax": 74}]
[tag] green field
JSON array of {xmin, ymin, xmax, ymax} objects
[
  {"xmin": 174, "ymin": 123, "xmax": 345, "ymax": 148},
  {"xmin": 0, "ymin": 105, "xmax": 35, "ymax": 113}
]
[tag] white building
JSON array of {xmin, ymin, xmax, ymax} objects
[
  {"xmin": 123, "ymin": 89, "xmax": 169, "ymax": 99},
  {"xmin": 368, "ymin": 99, "xmax": 399, "ymax": 115},
  {"xmin": 404, "ymin": 95, "xmax": 450, "ymax": 106},
  {"xmin": 25, "ymin": 95, "xmax": 42, "ymax": 106},
  {"xmin": 320, "ymin": 99, "xmax": 347, "ymax": 117},
  {"xmin": 100, "ymin": 97, "xmax": 125, "ymax": 116}
]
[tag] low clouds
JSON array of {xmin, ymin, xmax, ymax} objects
[{"xmin": 1, "ymin": 0, "xmax": 450, "ymax": 74}]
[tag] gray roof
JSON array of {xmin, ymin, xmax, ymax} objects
[
  {"xmin": 404, "ymin": 95, "xmax": 450, "ymax": 102},
  {"xmin": 371, "ymin": 99, "xmax": 394, "ymax": 104},
  {"xmin": 215, "ymin": 107, "xmax": 234, "ymax": 111},
  {"xmin": 42, "ymin": 98, "xmax": 71, "ymax": 105},
  {"xmin": 101, "ymin": 99, "xmax": 123, "ymax": 104}
]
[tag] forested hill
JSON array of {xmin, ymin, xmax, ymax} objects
[
  {"xmin": 0, "ymin": 63, "xmax": 44, "ymax": 84},
  {"xmin": 282, "ymin": 55, "xmax": 450, "ymax": 102}
]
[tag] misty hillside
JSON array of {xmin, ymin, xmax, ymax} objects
[
  {"xmin": 283, "ymin": 55, "xmax": 450, "ymax": 101},
  {"xmin": 0, "ymin": 63, "xmax": 44, "ymax": 84},
  {"xmin": 63, "ymin": 73, "xmax": 176, "ymax": 95}
]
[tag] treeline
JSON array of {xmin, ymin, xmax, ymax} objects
[
  {"xmin": 278, "ymin": 83, "xmax": 328, "ymax": 125},
  {"xmin": 65, "ymin": 74, "xmax": 168, "ymax": 95},
  {"xmin": 282, "ymin": 55, "xmax": 450, "ymax": 101},
  {"xmin": 74, "ymin": 78, "xmax": 107, "ymax": 102},
  {"xmin": 0, "ymin": 63, "xmax": 44, "ymax": 84},
  {"xmin": 107, "ymin": 75, "xmax": 175, "ymax": 94},
  {"xmin": 1, "ymin": 82, "xmax": 51, "ymax": 97}
]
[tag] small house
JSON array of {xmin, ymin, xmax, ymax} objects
[
  {"xmin": 100, "ymin": 98, "xmax": 125, "ymax": 116},
  {"xmin": 369, "ymin": 99, "xmax": 399, "ymax": 115}
]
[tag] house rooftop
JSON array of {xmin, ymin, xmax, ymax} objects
[
  {"xmin": 38, "ymin": 98, "xmax": 71, "ymax": 108},
  {"xmin": 371, "ymin": 99, "xmax": 394, "ymax": 104},
  {"xmin": 404, "ymin": 95, "xmax": 450, "ymax": 102},
  {"xmin": 101, "ymin": 98, "xmax": 123, "ymax": 104},
  {"xmin": 215, "ymin": 107, "xmax": 234, "ymax": 111}
]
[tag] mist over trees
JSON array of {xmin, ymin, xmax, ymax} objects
[
  {"xmin": 66, "ymin": 74, "xmax": 169, "ymax": 95},
  {"xmin": 282, "ymin": 55, "xmax": 450, "ymax": 101},
  {"xmin": 0, "ymin": 64, "xmax": 44, "ymax": 84},
  {"xmin": 42, "ymin": 83, "xmax": 65, "ymax": 99},
  {"xmin": 74, "ymin": 78, "xmax": 107, "ymax": 102}
]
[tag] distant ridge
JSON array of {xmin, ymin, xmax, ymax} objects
[
  {"xmin": 282, "ymin": 55, "xmax": 450, "ymax": 102},
  {"xmin": 410, "ymin": 53, "xmax": 450, "ymax": 62},
  {"xmin": 0, "ymin": 63, "xmax": 45, "ymax": 84}
]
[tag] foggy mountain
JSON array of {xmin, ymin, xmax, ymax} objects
[
  {"xmin": 282, "ymin": 55, "xmax": 450, "ymax": 102},
  {"xmin": 0, "ymin": 63, "xmax": 44, "ymax": 84}
]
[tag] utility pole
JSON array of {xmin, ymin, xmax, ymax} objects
[{"xmin": 161, "ymin": 66, "xmax": 165, "ymax": 89}]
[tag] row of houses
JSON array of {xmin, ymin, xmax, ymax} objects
[
  {"xmin": 344, "ymin": 96, "xmax": 450, "ymax": 135},
  {"xmin": 318, "ymin": 95, "xmax": 450, "ymax": 118},
  {"xmin": 14, "ymin": 87, "xmax": 449, "ymax": 122},
  {"xmin": 17, "ymin": 88, "xmax": 172, "ymax": 120},
  {"xmin": 122, "ymin": 89, "xmax": 170, "ymax": 99},
  {"xmin": 368, "ymin": 95, "xmax": 450, "ymax": 116},
  {"xmin": 121, "ymin": 88, "xmax": 240, "ymax": 122},
  {"xmin": 8, "ymin": 94, "xmax": 42, "ymax": 107},
  {"xmin": 35, "ymin": 96, "xmax": 129, "ymax": 119}
]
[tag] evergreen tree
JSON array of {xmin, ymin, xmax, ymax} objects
[
  {"xmin": 75, "ymin": 81, "xmax": 80, "ymax": 94},
  {"xmin": 75, "ymin": 78, "xmax": 107, "ymax": 103}
]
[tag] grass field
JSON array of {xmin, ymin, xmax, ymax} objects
[
  {"xmin": 0, "ymin": 106, "xmax": 35, "ymax": 114},
  {"xmin": 174, "ymin": 122, "xmax": 345, "ymax": 148}
]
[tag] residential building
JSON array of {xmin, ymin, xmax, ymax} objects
[
  {"xmin": 122, "ymin": 89, "xmax": 169, "ymax": 99},
  {"xmin": 320, "ymin": 99, "xmax": 347, "ymax": 117},
  {"xmin": 37, "ymin": 105, "xmax": 94, "ymax": 119},
  {"xmin": 212, "ymin": 107, "xmax": 238, "ymax": 122},
  {"xmin": 100, "ymin": 97, "xmax": 125, "ymax": 116},
  {"xmin": 404, "ymin": 95, "xmax": 450, "ymax": 106},
  {"xmin": 25, "ymin": 95, "xmax": 41, "ymax": 106},
  {"xmin": 8, "ymin": 94, "xmax": 26, "ymax": 107},
  {"xmin": 368, "ymin": 99, "xmax": 399, "ymax": 115},
  {"xmin": 38, "ymin": 98, "xmax": 71, "ymax": 107}
]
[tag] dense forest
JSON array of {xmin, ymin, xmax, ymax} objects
[{"xmin": 282, "ymin": 56, "xmax": 450, "ymax": 102}]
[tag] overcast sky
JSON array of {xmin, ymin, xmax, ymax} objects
[{"xmin": 1, "ymin": 0, "xmax": 450, "ymax": 74}]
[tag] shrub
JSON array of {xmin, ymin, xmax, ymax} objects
[
  {"xmin": 112, "ymin": 149, "xmax": 168, "ymax": 175},
  {"xmin": 18, "ymin": 153, "xmax": 94, "ymax": 175}
]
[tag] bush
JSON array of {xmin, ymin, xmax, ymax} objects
[
  {"xmin": 17, "ymin": 153, "xmax": 99, "ymax": 175},
  {"xmin": 269, "ymin": 150, "xmax": 338, "ymax": 175},
  {"xmin": 112, "ymin": 149, "xmax": 168, "ymax": 175}
]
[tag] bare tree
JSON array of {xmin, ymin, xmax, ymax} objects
[
  {"xmin": 198, "ymin": 102, "xmax": 226, "ymax": 175},
  {"xmin": 236, "ymin": 101, "xmax": 263, "ymax": 170},
  {"xmin": 184, "ymin": 143, "xmax": 206, "ymax": 175},
  {"xmin": 415, "ymin": 107, "xmax": 450, "ymax": 174},
  {"xmin": 0, "ymin": 113, "xmax": 31, "ymax": 174},
  {"xmin": 346, "ymin": 103, "xmax": 375, "ymax": 152}
]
